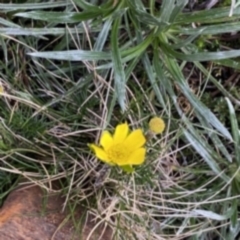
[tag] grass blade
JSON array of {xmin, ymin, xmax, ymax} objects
[
  {"xmin": 111, "ymin": 18, "xmax": 126, "ymax": 111},
  {"xmin": 28, "ymin": 50, "xmax": 111, "ymax": 61},
  {"xmin": 0, "ymin": 1, "xmax": 70, "ymax": 10},
  {"xmin": 226, "ymin": 98, "xmax": 240, "ymax": 165},
  {"xmin": 183, "ymin": 129, "xmax": 230, "ymax": 183}
]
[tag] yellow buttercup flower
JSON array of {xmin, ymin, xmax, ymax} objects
[
  {"xmin": 89, "ymin": 123, "xmax": 146, "ymax": 167},
  {"xmin": 149, "ymin": 117, "xmax": 165, "ymax": 134}
]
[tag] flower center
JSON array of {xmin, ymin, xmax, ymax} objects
[{"xmin": 107, "ymin": 143, "xmax": 131, "ymax": 164}]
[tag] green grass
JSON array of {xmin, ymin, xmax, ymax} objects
[{"xmin": 1, "ymin": 0, "xmax": 240, "ymax": 239}]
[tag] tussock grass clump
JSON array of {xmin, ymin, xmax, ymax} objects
[{"xmin": 0, "ymin": 0, "xmax": 240, "ymax": 239}]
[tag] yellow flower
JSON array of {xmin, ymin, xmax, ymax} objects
[
  {"xmin": 149, "ymin": 117, "xmax": 165, "ymax": 134},
  {"xmin": 89, "ymin": 123, "xmax": 146, "ymax": 167}
]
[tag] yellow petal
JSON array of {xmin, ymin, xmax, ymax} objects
[
  {"xmin": 113, "ymin": 123, "xmax": 129, "ymax": 144},
  {"xmin": 149, "ymin": 117, "xmax": 165, "ymax": 134},
  {"xmin": 100, "ymin": 131, "xmax": 113, "ymax": 150},
  {"xmin": 88, "ymin": 144, "xmax": 110, "ymax": 163},
  {"xmin": 124, "ymin": 129, "xmax": 146, "ymax": 151},
  {"xmin": 127, "ymin": 148, "xmax": 146, "ymax": 165}
]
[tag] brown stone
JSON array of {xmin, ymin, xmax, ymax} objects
[{"xmin": 0, "ymin": 185, "xmax": 112, "ymax": 240}]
